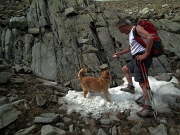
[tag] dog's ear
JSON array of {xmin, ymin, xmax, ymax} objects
[
  {"xmin": 82, "ymin": 67, "xmax": 87, "ymax": 72},
  {"xmin": 106, "ymin": 70, "xmax": 110, "ymax": 76},
  {"xmin": 102, "ymin": 70, "xmax": 110, "ymax": 79}
]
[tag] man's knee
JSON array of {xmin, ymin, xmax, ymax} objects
[
  {"xmin": 139, "ymin": 83, "xmax": 143, "ymax": 89},
  {"xmin": 122, "ymin": 66, "xmax": 128, "ymax": 73},
  {"xmin": 139, "ymin": 82, "xmax": 146, "ymax": 89}
]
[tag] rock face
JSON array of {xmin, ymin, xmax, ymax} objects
[{"xmin": 0, "ymin": 0, "xmax": 180, "ymax": 90}]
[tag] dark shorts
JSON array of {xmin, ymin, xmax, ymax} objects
[{"xmin": 126, "ymin": 52, "xmax": 153, "ymax": 83}]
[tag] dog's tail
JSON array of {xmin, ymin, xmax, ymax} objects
[{"xmin": 78, "ymin": 68, "xmax": 87, "ymax": 80}]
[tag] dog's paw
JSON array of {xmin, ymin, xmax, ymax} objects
[{"xmin": 107, "ymin": 99, "xmax": 111, "ymax": 102}]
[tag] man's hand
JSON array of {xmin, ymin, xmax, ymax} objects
[
  {"xmin": 112, "ymin": 54, "xmax": 118, "ymax": 58},
  {"xmin": 112, "ymin": 52, "xmax": 120, "ymax": 58},
  {"xmin": 136, "ymin": 54, "xmax": 148, "ymax": 61}
]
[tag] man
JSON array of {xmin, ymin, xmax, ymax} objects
[{"xmin": 113, "ymin": 18, "xmax": 154, "ymax": 117}]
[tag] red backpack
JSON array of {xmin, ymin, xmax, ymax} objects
[{"xmin": 133, "ymin": 19, "xmax": 164, "ymax": 57}]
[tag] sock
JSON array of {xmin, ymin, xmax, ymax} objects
[
  {"xmin": 128, "ymin": 83, "xmax": 134, "ymax": 87},
  {"xmin": 145, "ymin": 101, "xmax": 152, "ymax": 107}
]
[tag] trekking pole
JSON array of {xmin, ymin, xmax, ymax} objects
[{"xmin": 139, "ymin": 61, "xmax": 159, "ymax": 123}]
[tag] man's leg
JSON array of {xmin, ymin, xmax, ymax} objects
[
  {"xmin": 122, "ymin": 65, "xmax": 133, "ymax": 85},
  {"xmin": 120, "ymin": 65, "xmax": 135, "ymax": 94},
  {"xmin": 137, "ymin": 82, "xmax": 153, "ymax": 117},
  {"xmin": 139, "ymin": 82, "xmax": 151, "ymax": 105},
  {"xmin": 134, "ymin": 56, "xmax": 153, "ymax": 117}
]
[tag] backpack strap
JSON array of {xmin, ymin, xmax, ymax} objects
[
  {"xmin": 133, "ymin": 26, "xmax": 146, "ymax": 47},
  {"xmin": 133, "ymin": 26, "xmax": 138, "ymax": 36}
]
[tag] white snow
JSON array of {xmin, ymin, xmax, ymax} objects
[{"xmin": 58, "ymin": 76, "xmax": 180, "ymax": 122}]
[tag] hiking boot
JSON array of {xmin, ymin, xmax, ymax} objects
[
  {"xmin": 120, "ymin": 85, "xmax": 135, "ymax": 94},
  {"xmin": 136, "ymin": 105, "xmax": 153, "ymax": 118}
]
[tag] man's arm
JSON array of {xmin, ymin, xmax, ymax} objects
[
  {"xmin": 113, "ymin": 45, "xmax": 130, "ymax": 57},
  {"xmin": 136, "ymin": 25, "xmax": 154, "ymax": 60}
]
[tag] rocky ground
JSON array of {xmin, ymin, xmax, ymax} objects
[
  {"xmin": 98, "ymin": 0, "xmax": 180, "ymax": 12},
  {"xmin": 0, "ymin": 0, "xmax": 180, "ymax": 135},
  {"xmin": 0, "ymin": 73, "xmax": 180, "ymax": 135}
]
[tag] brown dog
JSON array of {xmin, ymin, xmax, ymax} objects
[{"xmin": 78, "ymin": 68, "xmax": 111, "ymax": 102}]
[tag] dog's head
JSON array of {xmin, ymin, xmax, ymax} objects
[{"xmin": 101, "ymin": 70, "xmax": 110, "ymax": 80}]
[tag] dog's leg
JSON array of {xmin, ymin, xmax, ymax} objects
[
  {"xmin": 103, "ymin": 90, "xmax": 111, "ymax": 102},
  {"xmin": 83, "ymin": 89, "xmax": 88, "ymax": 98}
]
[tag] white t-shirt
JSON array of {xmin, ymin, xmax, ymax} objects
[{"xmin": 128, "ymin": 27, "xmax": 146, "ymax": 55}]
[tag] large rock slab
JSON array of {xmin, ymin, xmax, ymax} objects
[{"xmin": 0, "ymin": 103, "xmax": 22, "ymax": 129}]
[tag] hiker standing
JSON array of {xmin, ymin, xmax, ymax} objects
[{"xmin": 113, "ymin": 18, "xmax": 154, "ymax": 117}]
